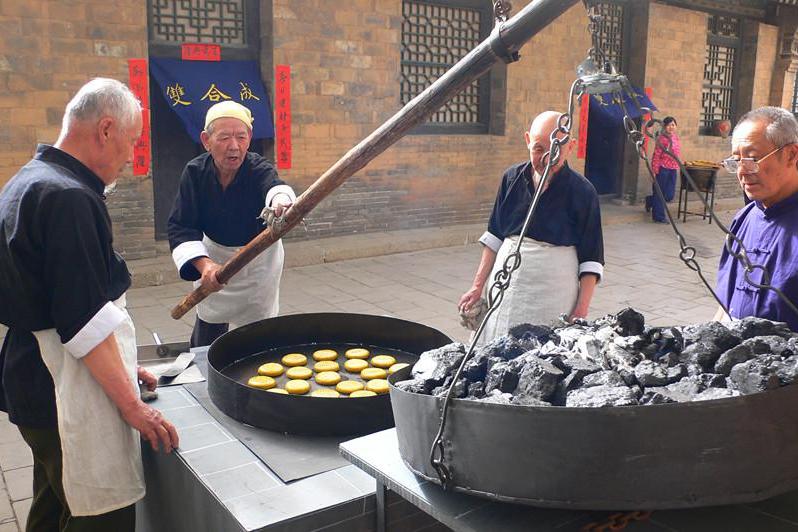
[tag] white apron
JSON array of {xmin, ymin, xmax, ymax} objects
[
  {"xmin": 33, "ymin": 295, "xmax": 145, "ymax": 516},
  {"xmin": 478, "ymin": 236, "xmax": 579, "ymax": 345},
  {"xmin": 196, "ymin": 235, "xmax": 284, "ymax": 327}
]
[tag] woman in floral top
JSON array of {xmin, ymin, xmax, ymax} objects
[{"xmin": 646, "ymin": 116, "xmax": 682, "ymax": 223}]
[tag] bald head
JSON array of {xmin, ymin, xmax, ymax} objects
[{"xmin": 525, "ymin": 110, "xmax": 572, "ymax": 183}]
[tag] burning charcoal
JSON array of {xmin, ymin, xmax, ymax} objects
[
  {"xmin": 612, "ymin": 307, "xmax": 645, "ymax": 336},
  {"xmin": 508, "ymin": 323, "xmax": 554, "ymax": 344},
  {"xmin": 565, "ymin": 384, "xmax": 640, "ymax": 407},
  {"xmin": 484, "ymin": 362, "xmax": 519, "ymax": 394},
  {"xmin": 714, "ymin": 343, "xmax": 758, "ymax": 376},
  {"xmin": 633, "ymin": 360, "xmax": 669, "ymax": 388},
  {"xmin": 412, "ymin": 343, "xmax": 466, "ymax": 384},
  {"xmin": 725, "ymin": 317, "xmax": 792, "ymax": 339},
  {"xmin": 582, "ymin": 370, "xmax": 626, "ymax": 388},
  {"xmin": 513, "ymin": 356, "xmax": 564, "ymax": 402},
  {"xmin": 576, "ymin": 335, "xmax": 602, "ymax": 362},
  {"xmin": 694, "ymin": 388, "xmax": 741, "ymax": 401},
  {"xmin": 666, "ymin": 364, "xmax": 688, "ymax": 384},
  {"xmin": 512, "ymin": 394, "xmax": 551, "ymax": 407},
  {"xmin": 481, "ymin": 390, "xmax": 513, "ymax": 405},
  {"xmin": 467, "ymin": 381, "xmax": 486, "ymax": 399},
  {"xmin": 728, "ymin": 356, "xmax": 781, "ymax": 394},
  {"xmin": 395, "ymin": 379, "xmax": 433, "ymax": 395},
  {"xmin": 680, "ymin": 321, "xmax": 740, "ymax": 352},
  {"xmin": 640, "ymin": 389, "xmax": 678, "ymax": 404}
]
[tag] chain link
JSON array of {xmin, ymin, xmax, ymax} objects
[{"xmin": 493, "ymin": 1, "xmax": 512, "ymax": 23}]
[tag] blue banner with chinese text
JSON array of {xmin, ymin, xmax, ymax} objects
[
  {"xmin": 588, "ymin": 86, "xmax": 657, "ymax": 123},
  {"xmin": 149, "ymin": 57, "xmax": 274, "ymax": 140}
]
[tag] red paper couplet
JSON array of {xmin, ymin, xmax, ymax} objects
[
  {"xmin": 128, "ymin": 58, "xmax": 150, "ymax": 176},
  {"xmin": 577, "ymin": 93, "xmax": 590, "ymax": 160},
  {"xmin": 275, "ymin": 65, "xmax": 292, "ymax": 170},
  {"xmin": 181, "ymin": 43, "xmax": 221, "ymax": 62}
]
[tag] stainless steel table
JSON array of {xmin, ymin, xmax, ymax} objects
[{"xmin": 340, "ymin": 429, "xmax": 798, "ymax": 532}]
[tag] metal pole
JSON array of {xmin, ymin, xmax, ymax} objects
[{"xmin": 172, "ymin": 0, "xmax": 580, "ymax": 319}]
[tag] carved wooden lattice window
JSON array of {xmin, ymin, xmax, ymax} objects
[
  {"xmin": 150, "ymin": 0, "xmax": 246, "ymax": 45},
  {"xmin": 590, "ymin": 2, "xmax": 625, "ymax": 71},
  {"xmin": 401, "ymin": 0, "xmax": 491, "ymax": 132},
  {"xmin": 701, "ymin": 15, "xmax": 740, "ymax": 134}
]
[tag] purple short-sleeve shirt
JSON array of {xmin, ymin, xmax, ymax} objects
[{"xmin": 716, "ymin": 191, "xmax": 798, "ymax": 331}]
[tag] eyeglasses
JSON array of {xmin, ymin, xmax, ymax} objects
[{"xmin": 721, "ymin": 145, "xmax": 785, "ymax": 174}]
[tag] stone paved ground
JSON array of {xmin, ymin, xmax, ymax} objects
[{"xmin": 0, "ymin": 207, "xmax": 737, "ymax": 531}]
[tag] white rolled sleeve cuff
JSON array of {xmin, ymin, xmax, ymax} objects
[
  {"xmin": 266, "ymin": 185, "xmax": 296, "ymax": 207},
  {"xmin": 64, "ymin": 302, "xmax": 126, "ymax": 358},
  {"xmin": 172, "ymin": 240, "xmax": 208, "ymax": 272},
  {"xmin": 579, "ymin": 261, "xmax": 604, "ymax": 282},
  {"xmin": 478, "ymin": 231, "xmax": 503, "ymax": 253}
]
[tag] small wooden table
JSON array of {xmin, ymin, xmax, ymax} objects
[{"xmin": 677, "ymin": 167, "xmax": 717, "ymax": 224}]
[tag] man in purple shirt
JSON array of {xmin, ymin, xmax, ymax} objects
[{"xmin": 716, "ymin": 106, "xmax": 798, "ymax": 331}]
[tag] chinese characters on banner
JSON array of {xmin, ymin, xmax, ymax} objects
[
  {"xmin": 643, "ymin": 87, "xmax": 653, "ymax": 152},
  {"xmin": 275, "ymin": 65, "xmax": 291, "ymax": 170},
  {"xmin": 577, "ymin": 93, "xmax": 589, "ymax": 159},
  {"xmin": 182, "ymin": 43, "xmax": 221, "ymax": 62},
  {"xmin": 128, "ymin": 58, "xmax": 150, "ymax": 176}
]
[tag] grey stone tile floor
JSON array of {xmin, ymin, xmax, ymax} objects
[{"xmin": 0, "ymin": 208, "xmax": 738, "ymax": 530}]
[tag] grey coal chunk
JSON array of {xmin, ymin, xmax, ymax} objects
[
  {"xmin": 633, "ymin": 360, "xmax": 669, "ymax": 388},
  {"xmin": 461, "ymin": 349, "xmax": 491, "ymax": 382},
  {"xmin": 432, "ymin": 378, "xmax": 468, "ymax": 398},
  {"xmin": 694, "ymin": 387, "xmax": 741, "ymax": 402},
  {"xmin": 412, "ymin": 342, "xmax": 466, "ymax": 384},
  {"xmin": 714, "ymin": 342, "xmax": 757, "ymax": 376},
  {"xmin": 478, "ymin": 335, "xmax": 529, "ymax": 361},
  {"xmin": 601, "ymin": 344, "xmax": 642, "ymax": 373},
  {"xmin": 664, "ymin": 376, "xmax": 703, "ymax": 400},
  {"xmin": 557, "ymin": 326, "xmax": 589, "ymax": 350},
  {"xmin": 575, "ymin": 335, "xmax": 602, "ymax": 362},
  {"xmin": 776, "ymin": 355, "xmax": 798, "ymax": 385},
  {"xmin": 685, "ymin": 363, "xmax": 705, "ymax": 377},
  {"xmin": 594, "ymin": 326, "xmax": 617, "ymax": 345},
  {"xmin": 560, "ymin": 357, "xmax": 601, "ymax": 390},
  {"xmin": 582, "ymin": 370, "xmax": 626, "ymax": 388},
  {"xmin": 744, "ymin": 335, "xmax": 791, "ymax": 357},
  {"xmin": 679, "ymin": 341, "xmax": 727, "ymax": 371},
  {"xmin": 395, "ymin": 379, "xmax": 434, "ymax": 395},
  {"xmin": 640, "ymin": 388, "xmax": 678, "ymax": 405},
  {"xmin": 725, "ymin": 317, "xmax": 793, "ymax": 340},
  {"xmin": 647, "ymin": 327, "xmax": 684, "ymax": 359},
  {"xmin": 613, "ymin": 334, "xmax": 649, "ymax": 352},
  {"xmin": 481, "ymin": 390, "xmax": 514, "ymax": 405},
  {"xmin": 508, "ymin": 323, "xmax": 554, "ymax": 344},
  {"xmin": 666, "ymin": 364, "xmax": 688, "ymax": 384},
  {"xmin": 483, "ymin": 361, "xmax": 520, "ymax": 394},
  {"xmin": 565, "ymin": 384, "xmax": 640, "ymax": 407},
  {"xmin": 612, "ymin": 307, "xmax": 646, "ymax": 336},
  {"xmin": 680, "ymin": 321, "xmax": 740, "ymax": 352},
  {"xmin": 513, "ymin": 355, "xmax": 564, "ymax": 402},
  {"xmin": 700, "ymin": 373, "xmax": 727, "ymax": 388},
  {"xmin": 659, "ymin": 352, "xmax": 681, "ymax": 367},
  {"xmin": 728, "ymin": 355, "xmax": 782, "ymax": 394},
  {"xmin": 467, "ymin": 381, "xmax": 486, "ymax": 399}
]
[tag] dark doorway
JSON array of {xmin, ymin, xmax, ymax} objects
[{"xmin": 584, "ymin": 105, "xmax": 624, "ymax": 195}]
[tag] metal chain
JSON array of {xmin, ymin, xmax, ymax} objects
[
  {"xmin": 581, "ymin": 511, "xmax": 654, "ymax": 532},
  {"xmin": 430, "ymin": 79, "xmax": 585, "ymax": 489},
  {"xmin": 493, "ymin": 1, "xmax": 512, "ymax": 22}
]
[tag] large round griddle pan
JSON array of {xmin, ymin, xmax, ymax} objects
[
  {"xmin": 208, "ymin": 313, "xmax": 451, "ymax": 436},
  {"xmin": 389, "ymin": 367, "xmax": 798, "ymax": 510}
]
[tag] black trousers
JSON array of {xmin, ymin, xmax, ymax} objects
[
  {"xmin": 17, "ymin": 426, "xmax": 135, "ymax": 532},
  {"xmin": 189, "ymin": 316, "xmax": 229, "ymax": 348}
]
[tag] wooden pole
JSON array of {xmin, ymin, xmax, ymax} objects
[{"xmin": 171, "ymin": 0, "xmax": 580, "ymax": 319}]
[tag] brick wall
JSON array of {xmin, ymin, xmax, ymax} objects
[
  {"xmin": 752, "ymin": 24, "xmax": 779, "ymax": 109},
  {"xmin": 272, "ymin": 0, "xmax": 590, "ymax": 241},
  {"xmin": 0, "ymin": 1, "xmax": 157, "ymax": 259}
]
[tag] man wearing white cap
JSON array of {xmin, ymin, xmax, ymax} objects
[{"xmin": 168, "ymin": 101, "xmax": 296, "ymax": 347}]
